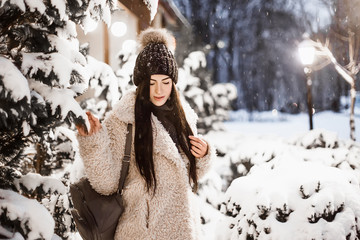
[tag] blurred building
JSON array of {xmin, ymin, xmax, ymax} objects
[{"xmin": 77, "ymin": 0, "xmax": 190, "ymax": 70}]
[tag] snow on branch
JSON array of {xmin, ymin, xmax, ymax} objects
[
  {"xmin": 310, "ymin": 40, "xmax": 355, "ymax": 85},
  {"xmin": 21, "ymin": 52, "xmax": 89, "ymax": 89},
  {"xmin": 0, "ymin": 56, "xmax": 30, "ymax": 102},
  {"xmin": 87, "ymin": 55, "xmax": 120, "ymax": 107},
  {"xmin": 0, "ymin": 189, "xmax": 55, "ymax": 239},
  {"xmin": 317, "ymin": 43, "xmax": 354, "ymax": 85},
  {"xmin": 14, "ymin": 172, "xmax": 66, "ymax": 195},
  {"xmin": 28, "ymin": 79, "xmax": 89, "ymax": 129},
  {"xmin": 47, "ymin": 35, "xmax": 87, "ymax": 66},
  {"xmin": 49, "ymin": 0, "xmax": 67, "ymax": 20},
  {"xmin": 143, "ymin": 0, "xmax": 159, "ymax": 21}
]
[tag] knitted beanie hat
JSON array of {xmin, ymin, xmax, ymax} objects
[{"xmin": 133, "ymin": 28, "xmax": 178, "ymax": 86}]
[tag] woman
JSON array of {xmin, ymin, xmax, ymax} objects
[{"xmin": 76, "ymin": 28, "xmax": 215, "ymax": 240}]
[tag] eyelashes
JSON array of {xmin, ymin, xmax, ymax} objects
[{"xmin": 150, "ymin": 82, "xmax": 170, "ymax": 86}]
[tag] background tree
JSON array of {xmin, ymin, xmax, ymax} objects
[
  {"xmin": 297, "ymin": 0, "xmax": 360, "ymax": 140},
  {"xmin": 327, "ymin": 0, "xmax": 360, "ymax": 140},
  {"xmin": 173, "ymin": 0, "xmax": 359, "ymax": 115}
]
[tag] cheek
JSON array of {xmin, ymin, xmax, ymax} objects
[
  {"xmin": 166, "ymin": 85, "xmax": 172, "ymax": 95},
  {"xmin": 149, "ymin": 86, "xmax": 154, "ymax": 97}
]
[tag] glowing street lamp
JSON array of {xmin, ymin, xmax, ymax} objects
[{"xmin": 298, "ymin": 39, "xmax": 316, "ymax": 130}]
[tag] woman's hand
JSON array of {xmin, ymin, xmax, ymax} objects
[
  {"xmin": 189, "ymin": 135, "xmax": 208, "ymax": 158},
  {"xmin": 76, "ymin": 111, "xmax": 102, "ymax": 136}
]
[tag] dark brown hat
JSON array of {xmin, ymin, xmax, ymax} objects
[{"xmin": 133, "ymin": 28, "xmax": 178, "ymax": 86}]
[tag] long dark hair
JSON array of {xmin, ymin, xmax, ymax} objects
[{"xmin": 134, "ymin": 80, "xmax": 198, "ymax": 193}]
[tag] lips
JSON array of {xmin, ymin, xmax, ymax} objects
[{"xmin": 154, "ymin": 96, "xmax": 164, "ymax": 101}]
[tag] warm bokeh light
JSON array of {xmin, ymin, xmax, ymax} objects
[{"xmin": 111, "ymin": 21, "xmax": 127, "ymax": 37}]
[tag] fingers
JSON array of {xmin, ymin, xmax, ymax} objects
[
  {"xmin": 190, "ymin": 149, "xmax": 202, "ymax": 158},
  {"xmin": 87, "ymin": 111, "xmax": 102, "ymax": 135},
  {"xmin": 87, "ymin": 112, "xmax": 95, "ymax": 135},
  {"xmin": 76, "ymin": 112, "xmax": 101, "ymax": 136},
  {"xmin": 189, "ymin": 135, "xmax": 208, "ymax": 158}
]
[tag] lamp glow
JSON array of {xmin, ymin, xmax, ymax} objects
[{"xmin": 298, "ymin": 40, "xmax": 315, "ymax": 66}]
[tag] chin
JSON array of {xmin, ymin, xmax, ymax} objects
[{"xmin": 155, "ymin": 102, "xmax": 165, "ymax": 106}]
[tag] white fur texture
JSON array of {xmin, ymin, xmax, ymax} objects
[{"xmin": 77, "ymin": 89, "xmax": 215, "ymax": 240}]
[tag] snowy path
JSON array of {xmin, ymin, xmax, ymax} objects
[{"xmin": 223, "ymin": 110, "xmax": 360, "ymax": 141}]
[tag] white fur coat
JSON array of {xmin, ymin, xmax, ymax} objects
[{"xmin": 77, "ymin": 89, "xmax": 215, "ymax": 240}]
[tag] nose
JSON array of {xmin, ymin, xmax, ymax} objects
[{"xmin": 155, "ymin": 83, "xmax": 162, "ymax": 94}]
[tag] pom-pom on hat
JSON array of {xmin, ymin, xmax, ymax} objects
[{"xmin": 133, "ymin": 28, "xmax": 178, "ymax": 86}]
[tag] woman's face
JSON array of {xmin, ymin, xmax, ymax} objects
[{"xmin": 149, "ymin": 74, "xmax": 173, "ymax": 106}]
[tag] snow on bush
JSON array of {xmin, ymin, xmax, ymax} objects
[
  {"xmin": 220, "ymin": 160, "xmax": 360, "ymax": 240},
  {"xmin": 201, "ymin": 128, "xmax": 360, "ymax": 239},
  {"xmin": 288, "ymin": 129, "xmax": 360, "ymax": 181},
  {"xmin": 224, "ymin": 129, "xmax": 360, "ymax": 184},
  {"xmin": 290, "ymin": 128, "xmax": 340, "ymax": 149}
]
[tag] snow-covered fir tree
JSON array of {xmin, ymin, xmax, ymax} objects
[
  {"xmin": 0, "ymin": 0, "xmax": 117, "ymax": 239},
  {"xmin": 77, "ymin": 43, "xmax": 122, "ymax": 120}
]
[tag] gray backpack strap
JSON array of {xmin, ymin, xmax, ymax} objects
[{"xmin": 117, "ymin": 123, "xmax": 133, "ymax": 194}]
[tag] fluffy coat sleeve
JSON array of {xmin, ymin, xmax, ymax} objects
[{"xmin": 76, "ymin": 113, "xmax": 129, "ymax": 195}]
